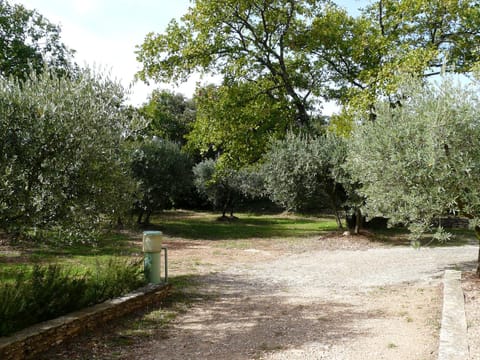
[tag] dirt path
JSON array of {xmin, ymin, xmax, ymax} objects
[
  {"xmin": 43, "ymin": 239, "xmax": 478, "ymax": 360},
  {"xmin": 135, "ymin": 245, "xmax": 476, "ymax": 360}
]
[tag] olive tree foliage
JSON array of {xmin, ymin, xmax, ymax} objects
[
  {"xmin": 131, "ymin": 138, "xmax": 193, "ymax": 225},
  {"xmin": 0, "ymin": 0, "xmax": 75, "ymax": 79},
  {"xmin": 346, "ymin": 77, "xmax": 480, "ymax": 272},
  {"xmin": 193, "ymin": 159, "xmax": 238, "ymax": 219},
  {"xmin": 0, "ymin": 69, "xmax": 142, "ymax": 242},
  {"xmin": 261, "ymin": 132, "xmax": 346, "ymax": 228},
  {"xmin": 193, "ymin": 159, "xmax": 255, "ymax": 219}
]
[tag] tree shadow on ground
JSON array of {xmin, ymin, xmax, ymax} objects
[
  {"xmin": 39, "ymin": 273, "xmax": 384, "ymax": 360},
  {"xmin": 145, "ymin": 216, "xmax": 337, "ymax": 241}
]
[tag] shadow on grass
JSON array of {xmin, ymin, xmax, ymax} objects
[{"xmin": 147, "ymin": 213, "xmax": 339, "ymax": 240}]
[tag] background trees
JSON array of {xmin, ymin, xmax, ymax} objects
[
  {"xmin": 139, "ymin": 90, "xmax": 196, "ymax": 145},
  {"xmin": 0, "ymin": 0, "xmax": 75, "ymax": 79},
  {"xmin": 131, "ymin": 138, "xmax": 193, "ymax": 224}
]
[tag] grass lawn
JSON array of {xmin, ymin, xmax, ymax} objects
[
  {"xmin": 148, "ymin": 210, "xmax": 340, "ymax": 240},
  {"xmin": 0, "ymin": 211, "xmax": 340, "ymax": 281}
]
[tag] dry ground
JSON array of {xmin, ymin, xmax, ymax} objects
[{"xmin": 38, "ymin": 232, "xmax": 479, "ymax": 360}]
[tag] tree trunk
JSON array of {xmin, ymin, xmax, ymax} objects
[
  {"xmin": 354, "ymin": 208, "xmax": 362, "ymax": 235},
  {"xmin": 137, "ymin": 210, "xmax": 144, "ymax": 224},
  {"xmin": 144, "ymin": 211, "xmax": 152, "ymax": 225},
  {"xmin": 334, "ymin": 210, "xmax": 343, "ymax": 230}
]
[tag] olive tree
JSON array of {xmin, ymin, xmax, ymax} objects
[
  {"xmin": 131, "ymin": 138, "xmax": 193, "ymax": 224},
  {"xmin": 0, "ymin": 69, "xmax": 140, "ymax": 242},
  {"xmin": 193, "ymin": 159, "xmax": 247, "ymax": 219},
  {"xmin": 262, "ymin": 132, "xmax": 346, "ymax": 228},
  {"xmin": 347, "ymin": 77, "xmax": 480, "ymax": 273}
]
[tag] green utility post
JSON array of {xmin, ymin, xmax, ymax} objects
[{"xmin": 143, "ymin": 231, "xmax": 163, "ymax": 284}]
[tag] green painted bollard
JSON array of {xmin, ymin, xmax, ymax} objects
[{"xmin": 143, "ymin": 231, "xmax": 163, "ymax": 284}]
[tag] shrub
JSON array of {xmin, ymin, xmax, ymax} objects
[
  {"xmin": 0, "ymin": 258, "xmax": 145, "ymax": 336},
  {"xmin": 0, "ymin": 69, "xmax": 142, "ymax": 242}
]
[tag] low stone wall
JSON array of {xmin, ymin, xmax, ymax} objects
[{"xmin": 0, "ymin": 283, "xmax": 171, "ymax": 360}]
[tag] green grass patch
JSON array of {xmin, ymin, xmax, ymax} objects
[{"xmin": 150, "ymin": 212, "xmax": 339, "ymax": 240}]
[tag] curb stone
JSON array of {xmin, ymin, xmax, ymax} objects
[{"xmin": 438, "ymin": 270, "xmax": 469, "ymax": 360}]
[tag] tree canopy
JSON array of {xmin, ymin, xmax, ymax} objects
[
  {"xmin": 137, "ymin": 0, "xmax": 480, "ymax": 142},
  {"xmin": 139, "ymin": 89, "xmax": 196, "ymax": 145},
  {"xmin": 347, "ymin": 76, "xmax": 480, "ymax": 269},
  {"xmin": 136, "ymin": 0, "xmax": 327, "ymax": 125},
  {"xmin": 307, "ymin": 0, "xmax": 480, "ymax": 127},
  {"xmin": 0, "ymin": 69, "xmax": 141, "ymax": 241},
  {"xmin": 187, "ymin": 81, "xmax": 293, "ymax": 168},
  {"xmin": 0, "ymin": 0, "xmax": 75, "ymax": 79}
]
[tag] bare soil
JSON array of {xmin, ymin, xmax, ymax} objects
[{"xmin": 35, "ymin": 233, "xmax": 478, "ymax": 359}]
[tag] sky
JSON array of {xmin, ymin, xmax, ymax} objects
[{"xmin": 15, "ymin": 0, "xmax": 363, "ymax": 111}]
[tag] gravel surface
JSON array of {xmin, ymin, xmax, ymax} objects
[
  {"xmin": 41, "ymin": 240, "xmax": 479, "ymax": 360},
  {"xmin": 141, "ymin": 244, "xmax": 477, "ymax": 359}
]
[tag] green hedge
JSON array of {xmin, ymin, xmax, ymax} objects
[{"xmin": 0, "ymin": 258, "xmax": 146, "ymax": 336}]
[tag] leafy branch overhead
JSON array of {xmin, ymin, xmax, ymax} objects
[{"xmin": 136, "ymin": 0, "xmax": 327, "ymax": 126}]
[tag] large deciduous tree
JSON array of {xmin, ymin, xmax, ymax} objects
[
  {"xmin": 136, "ymin": 0, "xmax": 327, "ymax": 126},
  {"xmin": 139, "ymin": 89, "xmax": 196, "ymax": 145},
  {"xmin": 187, "ymin": 81, "xmax": 293, "ymax": 168},
  {"xmin": 0, "ymin": 0, "xmax": 75, "ymax": 79},
  {"xmin": 347, "ymin": 76, "xmax": 480, "ymax": 273},
  {"xmin": 305, "ymin": 0, "xmax": 480, "ymax": 128}
]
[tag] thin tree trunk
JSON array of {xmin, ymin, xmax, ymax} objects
[
  {"xmin": 137, "ymin": 210, "xmax": 144, "ymax": 224},
  {"xmin": 334, "ymin": 210, "xmax": 343, "ymax": 230},
  {"xmin": 354, "ymin": 208, "xmax": 362, "ymax": 235},
  {"xmin": 144, "ymin": 211, "xmax": 152, "ymax": 225}
]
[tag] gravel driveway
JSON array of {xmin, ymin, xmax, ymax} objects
[
  {"xmin": 138, "ymin": 244, "xmax": 477, "ymax": 360},
  {"xmin": 41, "ymin": 240, "xmax": 478, "ymax": 360}
]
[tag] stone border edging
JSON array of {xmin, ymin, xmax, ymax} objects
[
  {"xmin": 438, "ymin": 270, "xmax": 469, "ymax": 360},
  {"xmin": 0, "ymin": 283, "xmax": 171, "ymax": 360}
]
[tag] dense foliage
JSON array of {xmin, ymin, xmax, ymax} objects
[
  {"xmin": 0, "ymin": 0, "xmax": 75, "ymax": 79},
  {"xmin": 187, "ymin": 82, "xmax": 293, "ymax": 168},
  {"xmin": 139, "ymin": 89, "xmax": 196, "ymax": 145},
  {"xmin": 0, "ymin": 69, "xmax": 140, "ymax": 241},
  {"xmin": 0, "ymin": 259, "xmax": 145, "ymax": 336},
  {"xmin": 262, "ymin": 132, "xmax": 346, "ymax": 227},
  {"xmin": 347, "ymin": 77, "xmax": 480, "ymax": 268},
  {"xmin": 131, "ymin": 138, "xmax": 193, "ymax": 224}
]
